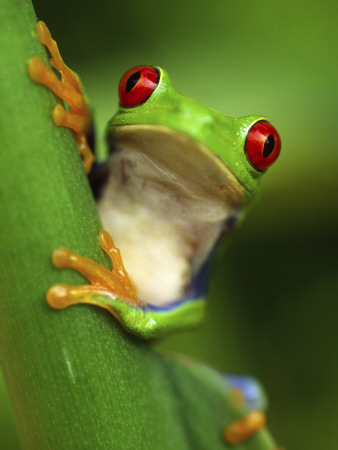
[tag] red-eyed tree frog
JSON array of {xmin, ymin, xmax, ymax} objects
[
  {"xmin": 29, "ymin": 22, "xmax": 281, "ymax": 341},
  {"xmin": 28, "ymin": 21, "xmax": 282, "ymax": 447}
]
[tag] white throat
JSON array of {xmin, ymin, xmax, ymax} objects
[{"xmin": 97, "ymin": 146, "xmax": 235, "ymax": 306}]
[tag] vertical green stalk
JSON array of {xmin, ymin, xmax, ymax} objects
[
  {"xmin": 0, "ymin": 1, "xmax": 174, "ymax": 447},
  {"xmin": 0, "ymin": 1, "xmax": 277, "ymax": 448}
]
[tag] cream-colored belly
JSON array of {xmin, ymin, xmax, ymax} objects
[{"xmin": 97, "ymin": 149, "xmax": 232, "ymax": 305}]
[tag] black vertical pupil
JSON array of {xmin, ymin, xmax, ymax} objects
[
  {"xmin": 125, "ymin": 71, "xmax": 141, "ymax": 93},
  {"xmin": 263, "ymin": 134, "xmax": 275, "ymax": 158}
]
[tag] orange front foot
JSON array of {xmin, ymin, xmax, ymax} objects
[
  {"xmin": 224, "ymin": 410, "xmax": 266, "ymax": 446},
  {"xmin": 47, "ymin": 230, "xmax": 143, "ymax": 311},
  {"xmin": 28, "ymin": 21, "xmax": 94, "ymax": 173}
]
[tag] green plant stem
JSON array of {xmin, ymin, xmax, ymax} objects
[{"xmin": 0, "ymin": 1, "xmax": 277, "ymax": 448}]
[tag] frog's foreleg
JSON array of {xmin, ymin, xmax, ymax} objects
[
  {"xmin": 47, "ymin": 283, "xmax": 114, "ymax": 310},
  {"xmin": 47, "ymin": 230, "xmax": 205, "ymax": 338},
  {"xmin": 28, "ymin": 21, "xmax": 94, "ymax": 173},
  {"xmin": 47, "ymin": 230, "xmax": 141, "ymax": 309},
  {"xmin": 46, "ymin": 230, "xmax": 156, "ymax": 336}
]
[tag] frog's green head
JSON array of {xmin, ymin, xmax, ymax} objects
[
  {"xmin": 107, "ymin": 66, "xmax": 281, "ymax": 203},
  {"xmin": 95, "ymin": 66, "xmax": 281, "ymax": 305}
]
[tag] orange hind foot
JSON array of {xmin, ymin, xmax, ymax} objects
[{"xmin": 224, "ymin": 410, "xmax": 266, "ymax": 445}]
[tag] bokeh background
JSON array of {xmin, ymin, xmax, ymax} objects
[{"xmin": 1, "ymin": 1, "xmax": 337, "ymax": 449}]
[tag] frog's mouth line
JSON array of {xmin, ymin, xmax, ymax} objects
[{"xmin": 92, "ymin": 124, "xmax": 246, "ymax": 307}]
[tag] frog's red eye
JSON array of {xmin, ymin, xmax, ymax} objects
[
  {"xmin": 245, "ymin": 121, "xmax": 281, "ymax": 171},
  {"xmin": 118, "ymin": 66, "xmax": 160, "ymax": 108}
]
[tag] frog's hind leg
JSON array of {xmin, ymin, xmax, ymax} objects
[
  {"xmin": 223, "ymin": 374, "xmax": 269, "ymax": 446},
  {"xmin": 224, "ymin": 410, "xmax": 266, "ymax": 446},
  {"xmin": 28, "ymin": 21, "xmax": 94, "ymax": 173}
]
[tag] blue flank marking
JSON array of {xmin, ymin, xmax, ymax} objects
[{"xmin": 224, "ymin": 374, "xmax": 266, "ymax": 411}]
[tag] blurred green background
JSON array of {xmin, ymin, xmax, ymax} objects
[{"xmin": 2, "ymin": 0, "xmax": 337, "ymax": 449}]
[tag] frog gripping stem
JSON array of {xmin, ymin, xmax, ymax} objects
[
  {"xmin": 47, "ymin": 230, "xmax": 141, "ymax": 312},
  {"xmin": 28, "ymin": 21, "xmax": 94, "ymax": 173}
]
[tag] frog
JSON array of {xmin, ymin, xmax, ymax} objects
[
  {"xmin": 28, "ymin": 21, "xmax": 281, "ymax": 342},
  {"xmin": 28, "ymin": 21, "xmax": 282, "ymax": 446}
]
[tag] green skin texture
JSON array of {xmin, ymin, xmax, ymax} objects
[{"xmin": 72, "ymin": 67, "xmax": 267, "ymax": 340}]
